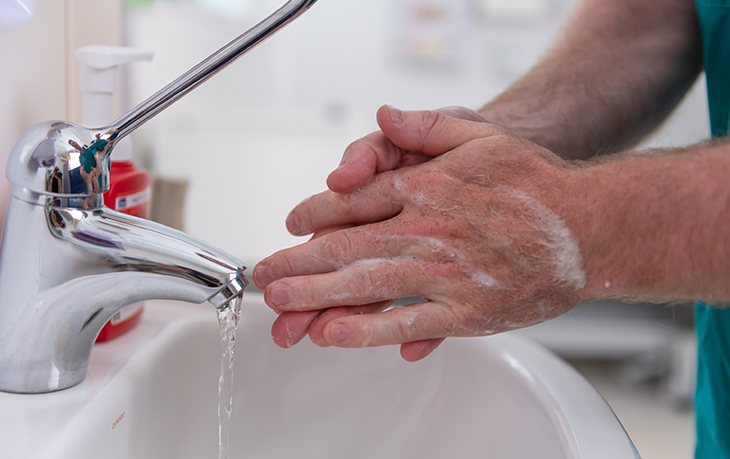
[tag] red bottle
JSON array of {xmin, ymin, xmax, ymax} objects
[
  {"xmin": 97, "ymin": 155, "xmax": 151, "ymax": 342},
  {"xmin": 105, "ymin": 160, "xmax": 151, "ymax": 218}
]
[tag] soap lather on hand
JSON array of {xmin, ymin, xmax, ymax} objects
[{"xmin": 253, "ymin": 106, "xmax": 589, "ymax": 362}]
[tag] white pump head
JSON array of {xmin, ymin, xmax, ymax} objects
[{"xmin": 76, "ymin": 45, "xmax": 153, "ymax": 161}]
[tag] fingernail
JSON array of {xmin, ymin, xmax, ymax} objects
[
  {"xmin": 386, "ymin": 105, "xmax": 403, "ymax": 124},
  {"xmin": 253, "ymin": 264, "xmax": 274, "ymax": 287},
  {"xmin": 270, "ymin": 283, "xmax": 292, "ymax": 308},
  {"xmin": 330, "ymin": 323, "xmax": 349, "ymax": 345},
  {"xmin": 286, "ymin": 212, "xmax": 300, "ymax": 235}
]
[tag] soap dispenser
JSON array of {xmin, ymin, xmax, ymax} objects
[{"xmin": 75, "ymin": 45, "xmax": 154, "ymax": 342}]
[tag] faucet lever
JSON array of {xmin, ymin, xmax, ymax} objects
[{"xmin": 6, "ymin": 0, "xmax": 319, "ymax": 199}]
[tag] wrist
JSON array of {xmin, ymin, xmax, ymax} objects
[
  {"xmin": 479, "ymin": 97, "xmax": 596, "ymax": 161},
  {"xmin": 559, "ymin": 147, "xmax": 730, "ymax": 303},
  {"xmin": 536, "ymin": 154, "xmax": 641, "ymax": 301},
  {"xmin": 555, "ymin": 158, "xmax": 659, "ymax": 301},
  {"xmin": 557, "ymin": 165, "xmax": 616, "ymax": 300}
]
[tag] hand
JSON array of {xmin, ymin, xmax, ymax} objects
[
  {"xmin": 327, "ymin": 105, "xmax": 490, "ymax": 194},
  {"xmin": 268, "ymin": 106, "xmax": 493, "ymax": 353},
  {"xmin": 254, "ymin": 108, "xmax": 587, "ymax": 361}
]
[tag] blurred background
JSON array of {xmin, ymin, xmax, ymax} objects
[{"xmin": 0, "ymin": 0, "xmax": 708, "ymax": 457}]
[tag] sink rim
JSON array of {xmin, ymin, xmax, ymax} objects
[{"xmin": 0, "ymin": 296, "xmax": 639, "ymax": 459}]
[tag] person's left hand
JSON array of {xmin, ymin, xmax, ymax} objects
[
  {"xmin": 254, "ymin": 108, "xmax": 588, "ymax": 361},
  {"xmin": 326, "ymin": 105, "xmax": 491, "ymax": 194}
]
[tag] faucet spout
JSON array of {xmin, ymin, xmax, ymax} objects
[{"xmin": 0, "ymin": 189, "xmax": 247, "ymax": 393}]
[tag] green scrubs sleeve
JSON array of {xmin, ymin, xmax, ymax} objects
[{"xmin": 694, "ymin": 1, "xmax": 730, "ymax": 457}]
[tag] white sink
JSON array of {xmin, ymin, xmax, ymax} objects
[{"xmin": 0, "ymin": 295, "xmax": 639, "ymax": 459}]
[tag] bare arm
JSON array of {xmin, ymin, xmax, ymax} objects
[
  {"xmin": 480, "ymin": 0, "xmax": 702, "ymax": 159},
  {"xmin": 570, "ymin": 142, "xmax": 730, "ymax": 301}
]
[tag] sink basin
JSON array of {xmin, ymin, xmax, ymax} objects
[{"xmin": 0, "ymin": 296, "xmax": 639, "ymax": 459}]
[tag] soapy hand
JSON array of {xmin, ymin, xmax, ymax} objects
[
  {"xmin": 261, "ymin": 106, "xmax": 493, "ymax": 357},
  {"xmin": 254, "ymin": 107, "xmax": 587, "ymax": 361}
]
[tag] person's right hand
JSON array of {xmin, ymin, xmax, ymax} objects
[
  {"xmin": 257, "ymin": 107, "xmax": 587, "ymax": 363},
  {"xmin": 270, "ymin": 106, "xmax": 492, "ymax": 353},
  {"xmin": 267, "ymin": 106, "xmax": 574, "ymax": 361}
]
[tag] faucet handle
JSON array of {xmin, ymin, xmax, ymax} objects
[
  {"xmin": 6, "ymin": 121, "xmax": 112, "ymax": 202},
  {"xmin": 7, "ymin": 0, "xmax": 320, "ymax": 204}
]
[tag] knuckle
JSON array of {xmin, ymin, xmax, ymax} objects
[
  {"xmin": 347, "ymin": 266, "xmax": 381, "ymax": 296},
  {"xmin": 265, "ymin": 252, "xmax": 293, "ymax": 278},
  {"xmin": 320, "ymin": 230, "xmax": 355, "ymax": 263},
  {"xmin": 395, "ymin": 318, "xmax": 417, "ymax": 342},
  {"xmin": 360, "ymin": 320, "xmax": 376, "ymax": 347},
  {"xmin": 335, "ymin": 191, "xmax": 360, "ymax": 220},
  {"xmin": 397, "ymin": 168, "xmax": 448, "ymax": 195},
  {"xmin": 281, "ymin": 250, "xmax": 302, "ymax": 274},
  {"xmin": 299, "ymin": 276, "xmax": 323, "ymax": 307},
  {"xmin": 416, "ymin": 110, "xmax": 445, "ymax": 149}
]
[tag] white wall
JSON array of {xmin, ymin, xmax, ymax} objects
[
  {"xmin": 0, "ymin": 0, "xmax": 123, "ymax": 239},
  {"xmin": 0, "ymin": 1, "xmax": 66, "ymax": 233},
  {"xmin": 123, "ymin": 0, "xmax": 709, "ymax": 268}
]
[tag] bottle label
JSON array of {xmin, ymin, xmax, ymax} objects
[
  {"xmin": 115, "ymin": 188, "xmax": 150, "ymax": 218},
  {"xmin": 110, "ymin": 303, "xmax": 144, "ymax": 325}
]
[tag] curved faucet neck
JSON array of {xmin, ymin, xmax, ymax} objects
[{"xmin": 0, "ymin": 195, "xmax": 246, "ymax": 393}]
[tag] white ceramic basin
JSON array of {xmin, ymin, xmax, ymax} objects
[{"xmin": 0, "ymin": 296, "xmax": 639, "ymax": 459}]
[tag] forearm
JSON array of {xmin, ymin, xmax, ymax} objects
[
  {"xmin": 565, "ymin": 141, "xmax": 730, "ymax": 302},
  {"xmin": 480, "ymin": 0, "xmax": 702, "ymax": 160}
]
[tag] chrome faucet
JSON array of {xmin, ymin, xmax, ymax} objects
[{"xmin": 0, "ymin": 0, "xmax": 318, "ymax": 393}]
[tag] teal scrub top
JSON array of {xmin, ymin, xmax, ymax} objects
[
  {"xmin": 78, "ymin": 146, "xmax": 98, "ymax": 174},
  {"xmin": 78, "ymin": 139, "xmax": 107, "ymax": 190},
  {"xmin": 695, "ymin": 0, "xmax": 730, "ymax": 457}
]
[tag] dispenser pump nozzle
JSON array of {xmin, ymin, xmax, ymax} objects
[{"xmin": 75, "ymin": 45, "xmax": 153, "ymax": 161}]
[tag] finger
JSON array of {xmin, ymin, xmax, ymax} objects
[
  {"xmin": 270, "ymin": 310, "xmax": 323, "ymax": 348},
  {"xmin": 326, "ymin": 130, "xmax": 404, "ymax": 194},
  {"xmin": 308, "ymin": 300, "xmax": 395, "ymax": 347},
  {"xmin": 263, "ymin": 254, "xmax": 427, "ymax": 312},
  {"xmin": 253, "ymin": 221, "xmax": 409, "ymax": 290},
  {"xmin": 322, "ymin": 302, "xmax": 457, "ymax": 348},
  {"xmin": 400, "ymin": 338, "xmax": 446, "ymax": 362},
  {"xmin": 376, "ymin": 105, "xmax": 502, "ymax": 156},
  {"xmin": 285, "ymin": 178, "xmax": 402, "ymax": 237}
]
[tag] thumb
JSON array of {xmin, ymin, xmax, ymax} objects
[{"xmin": 376, "ymin": 105, "xmax": 501, "ymax": 157}]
